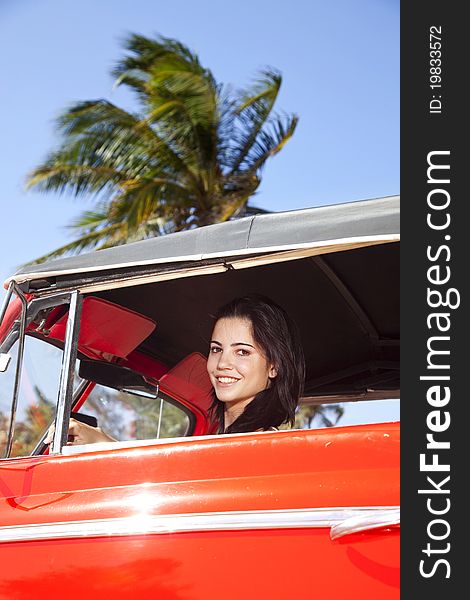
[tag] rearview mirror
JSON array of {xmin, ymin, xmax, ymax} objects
[{"xmin": 78, "ymin": 360, "xmax": 159, "ymax": 399}]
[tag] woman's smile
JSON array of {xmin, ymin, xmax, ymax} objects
[{"xmin": 216, "ymin": 376, "xmax": 240, "ymax": 385}]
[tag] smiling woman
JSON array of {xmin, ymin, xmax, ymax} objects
[{"xmin": 207, "ymin": 295, "xmax": 305, "ymax": 434}]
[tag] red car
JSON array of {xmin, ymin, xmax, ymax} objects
[{"xmin": 0, "ymin": 196, "xmax": 399, "ymax": 598}]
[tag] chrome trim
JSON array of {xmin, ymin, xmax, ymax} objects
[
  {"xmin": 3, "ymin": 284, "xmax": 28, "ymax": 458},
  {"xmin": 31, "ymin": 378, "xmax": 90, "ymax": 456},
  {"xmin": 330, "ymin": 508, "xmax": 400, "ymax": 540},
  {"xmin": 0, "ymin": 506, "xmax": 399, "ymax": 544},
  {"xmin": 51, "ymin": 291, "xmax": 82, "ymax": 454},
  {"xmin": 0, "ymin": 281, "xmax": 14, "ymax": 327}
]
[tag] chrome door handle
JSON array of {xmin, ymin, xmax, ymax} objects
[{"xmin": 330, "ymin": 508, "xmax": 400, "ymax": 540}]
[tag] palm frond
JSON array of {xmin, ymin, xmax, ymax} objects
[
  {"xmin": 112, "ymin": 34, "xmax": 208, "ymax": 95},
  {"xmin": 55, "ymin": 100, "xmax": 195, "ymax": 177},
  {"xmin": 27, "ymin": 100, "xmax": 200, "ymax": 198},
  {"xmin": 236, "ymin": 68, "xmax": 282, "ymax": 113},
  {"xmin": 107, "ymin": 178, "xmax": 192, "ymax": 231},
  {"xmin": 239, "ymin": 113, "xmax": 298, "ymax": 173},
  {"xmin": 228, "ymin": 69, "xmax": 282, "ymax": 172},
  {"xmin": 67, "ymin": 209, "xmax": 110, "ymax": 230}
]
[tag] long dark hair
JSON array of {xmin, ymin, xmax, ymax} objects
[{"xmin": 209, "ymin": 294, "xmax": 305, "ymax": 434}]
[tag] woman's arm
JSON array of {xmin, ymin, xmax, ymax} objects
[{"xmin": 45, "ymin": 418, "xmax": 117, "ymax": 446}]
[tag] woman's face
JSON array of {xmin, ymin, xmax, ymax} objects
[{"xmin": 207, "ymin": 317, "xmax": 277, "ymax": 411}]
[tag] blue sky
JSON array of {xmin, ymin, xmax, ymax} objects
[
  {"xmin": 0, "ymin": 0, "xmax": 398, "ymax": 285},
  {"xmin": 0, "ymin": 0, "xmax": 399, "ymax": 425}
]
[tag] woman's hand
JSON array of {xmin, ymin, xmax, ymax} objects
[
  {"xmin": 67, "ymin": 418, "xmax": 116, "ymax": 445},
  {"xmin": 45, "ymin": 418, "xmax": 116, "ymax": 446}
]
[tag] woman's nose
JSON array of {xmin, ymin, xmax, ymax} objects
[{"xmin": 217, "ymin": 351, "xmax": 232, "ymax": 369}]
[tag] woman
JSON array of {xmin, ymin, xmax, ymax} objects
[
  {"xmin": 207, "ymin": 294, "xmax": 305, "ymax": 434},
  {"xmin": 49, "ymin": 295, "xmax": 304, "ymax": 444}
]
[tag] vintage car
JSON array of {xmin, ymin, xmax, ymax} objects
[{"xmin": 0, "ymin": 196, "xmax": 399, "ymax": 598}]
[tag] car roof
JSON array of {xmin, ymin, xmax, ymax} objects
[{"xmin": 6, "ymin": 195, "xmax": 399, "ymax": 287}]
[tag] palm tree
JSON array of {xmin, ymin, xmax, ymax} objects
[{"xmin": 26, "ymin": 34, "xmax": 298, "ymax": 262}]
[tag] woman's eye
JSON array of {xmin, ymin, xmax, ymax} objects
[
  {"xmin": 237, "ymin": 349, "xmax": 250, "ymax": 356},
  {"xmin": 210, "ymin": 346, "xmax": 221, "ymax": 353}
]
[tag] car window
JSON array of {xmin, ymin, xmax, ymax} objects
[
  {"xmin": 334, "ymin": 398, "xmax": 400, "ymax": 426},
  {"xmin": 0, "ymin": 336, "xmax": 67, "ymax": 458},
  {"xmin": 79, "ymin": 384, "xmax": 192, "ymax": 441},
  {"xmin": 292, "ymin": 398, "xmax": 400, "ymax": 430}
]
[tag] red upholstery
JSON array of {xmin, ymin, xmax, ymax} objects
[
  {"xmin": 46, "ymin": 297, "xmax": 156, "ymax": 361},
  {"xmin": 159, "ymin": 352, "xmax": 213, "ymax": 413}
]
